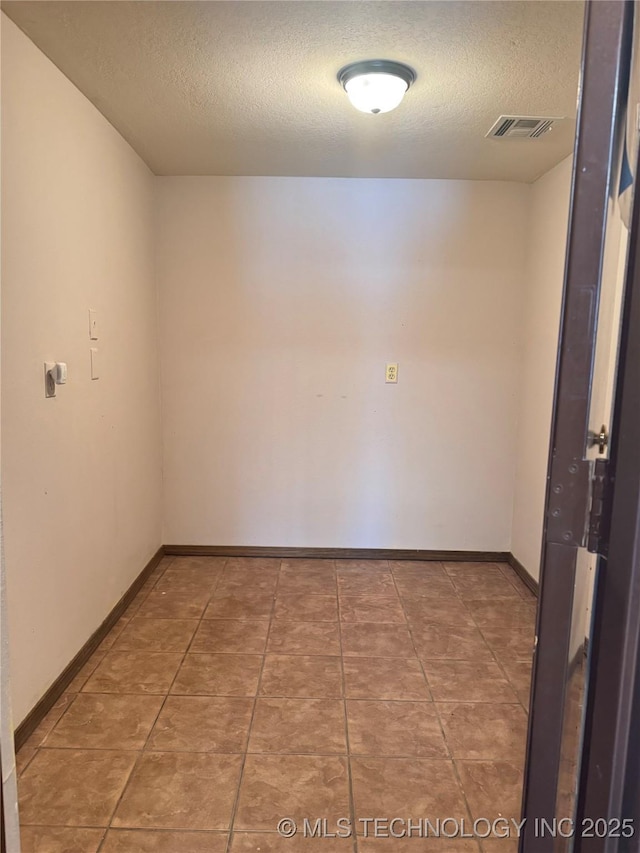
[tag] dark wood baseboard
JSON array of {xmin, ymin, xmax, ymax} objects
[
  {"xmin": 507, "ymin": 552, "xmax": 539, "ymax": 596},
  {"xmin": 164, "ymin": 545, "xmax": 511, "ymax": 562},
  {"xmin": 14, "ymin": 546, "xmax": 165, "ymax": 751},
  {"xmin": 167, "ymin": 545, "xmax": 538, "ymax": 596}
]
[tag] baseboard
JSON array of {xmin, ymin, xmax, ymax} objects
[
  {"xmin": 507, "ymin": 552, "xmax": 539, "ymax": 596},
  {"xmin": 164, "ymin": 545, "xmax": 511, "ymax": 562},
  {"xmin": 14, "ymin": 546, "xmax": 165, "ymax": 751}
]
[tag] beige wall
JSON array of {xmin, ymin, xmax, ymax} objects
[
  {"xmin": 157, "ymin": 176, "xmax": 529, "ymax": 550},
  {"xmin": 511, "ymin": 156, "xmax": 573, "ymax": 581},
  {"xmin": 1, "ymin": 16, "xmax": 163, "ymax": 724}
]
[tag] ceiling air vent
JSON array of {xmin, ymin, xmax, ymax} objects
[{"xmin": 486, "ymin": 115, "xmax": 563, "ymax": 139}]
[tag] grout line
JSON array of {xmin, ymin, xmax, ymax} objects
[
  {"xmin": 335, "ymin": 562, "xmax": 360, "ymax": 853},
  {"xmin": 96, "ymin": 557, "xmax": 228, "ymax": 853},
  {"xmin": 37, "ymin": 688, "xmax": 522, "ymax": 703},
  {"xmin": 27, "ymin": 745, "xmax": 465, "ymax": 757},
  {"xmin": 223, "ymin": 559, "xmax": 281, "ymax": 853},
  {"xmin": 20, "ymin": 823, "xmax": 224, "ymax": 834},
  {"xmin": 391, "ymin": 566, "xmax": 483, "ymax": 852}
]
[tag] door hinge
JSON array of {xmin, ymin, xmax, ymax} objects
[
  {"xmin": 547, "ymin": 458, "xmax": 592, "ymax": 548},
  {"xmin": 587, "ymin": 457, "xmax": 611, "ymax": 556}
]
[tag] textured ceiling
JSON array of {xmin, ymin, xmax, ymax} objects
[{"xmin": 2, "ymin": 1, "xmax": 584, "ymax": 180}]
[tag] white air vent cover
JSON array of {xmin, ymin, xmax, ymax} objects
[{"xmin": 486, "ymin": 115, "xmax": 563, "ymax": 139}]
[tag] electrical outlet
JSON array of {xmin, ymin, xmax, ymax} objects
[{"xmin": 385, "ymin": 363, "xmax": 398, "ymax": 383}]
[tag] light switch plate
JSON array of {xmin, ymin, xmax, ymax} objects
[{"xmin": 90, "ymin": 347, "xmax": 99, "ymax": 380}]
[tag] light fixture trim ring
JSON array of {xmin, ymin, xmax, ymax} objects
[{"xmin": 337, "ymin": 59, "xmax": 417, "ymax": 91}]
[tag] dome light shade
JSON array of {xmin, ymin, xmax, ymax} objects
[{"xmin": 338, "ymin": 60, "xmax": 416, "ymax": 115}]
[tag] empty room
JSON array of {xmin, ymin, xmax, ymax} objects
[{"xmin": 2, "ymin": 1, "xmax": 639, "ymax": 852}]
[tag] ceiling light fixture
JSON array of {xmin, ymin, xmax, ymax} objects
[{"xmin": 338, "ymin": 59, "xmax": 416, "ymax": 115}]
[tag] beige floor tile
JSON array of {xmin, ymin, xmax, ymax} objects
[
  {"xmin": 437, "ymin": 703, "xmax": 528, "ymax": 761},
  {"xmin": 413, "ymin": 624, "xmax": 493, "ymax": 661},
  {"xmin": 125, "ymin": 587, "xmax": 154, "ymax": 617},
  {"xmin": 280, "ymin": 558, "xmax": 335, "ymax": 572},
  {"xmin": 501, "ymin": 568, "xmax": 537, "ymax": 602},
  {"xmin": 339, "ymin": 595, "xmax": 405, "ymax": 623},
  {"xmin": 148, "ymin": 696, "xmax": 253, "ymax": 752},
  {"xmin": 82, "ymin": 651, "xmax": 182, "ymax": 694},
  {"xmin": 444, "ymin": 566, "xmax": 521, "ymax": 601},
  {"xmin": 341, "ymin": 624, "xmax": 415, "ymax": 658},
  {"xmin": 351, "ymin": 757, "xmax": 468, "ymax": 828},
  {"xmin": 260, "ymin": 655, "xmax": 343, "ymax": 698},
  {"xmin": 16, "ymin": 746, "xmax": 38, "ymax": 777},
  {"xmin": 67, "ymin": 654, "xmax": 107, "ymax": 692},
  {"xmin": 403, "ymin": 598, "xmax": 475, "ymax": 626},
  {"xmin": 46, "ymin": 694, "xmax": 163, "ymax": 750},
  {"xmin": 191, "ymin": 619, "xmax": 269, "ymax": 653},
  {"xmin": 235, "ymin": 754, "xmax": 350, "ymax": 830},
  {"xmin": 389, "ymin": 560, "xmax": 448, "ymax": 576},
  {"xmin": 97, "ymin": 617, "xmax": 130, "ymax": 652},
  {"xmin": 343, "ymin": 657, "xmax": 430, "ymax": 700},
  {"xmin": 231, "ymin": 832, "xmax": 352, "ymax": 851},
  {"xmin": 423, "ymin": 661, "xmax": 519, "ymax": 703},
  {"xmin": 267, "ymin": 621, "xmax": 341, "ymax": 656},
  {"xmin": 113, "ymin": 617, "xmax": 199, "ymax": 652},
  {"xmin": 169, "ymin": 556, "xmax": 228, "ymax": 571},
  {"xmin": 217, "ymin": 570, "xmax": 279, "ymax": 595},
  {"xmin": 19, "ymin": 826, "xmax": 105, "ymax": 852},
  {"xmin": 337, "ymin": 573, "xmax": 396, "ymax": 596},
  {"xmin": 455, "ymin": 760, "xmax": 523, "ymax": 821},
  {"xmin": 442, "ymin": 562, "xmax": 504, "ymax": 575},
  {"xmin": 204, "ymin": 591, "xmax": 275, "ymax": 620},
  {"xmin": 274, "ymin": 593, "xmax": 339, "ymax": 622},
  {"xmin": 358, "ymin": 839, "xmax": 480, "ymax": 852},
  {"xmin": 154, "ymin": 567, "xmax": 222, "ymax": 594},
  {"xmin": 394, "ymin": 577, "xmax": 458, "ymax": 599},
  {"xmin": 26, "ymin": 693, "xmax": 76, "ymax": 745},
  {"xmin": 112, "ymin": 752, "xmax": 243, "ymax": 830},
  {"xmin": 248, "ymin": 698, "xmax": 346, "ymax": 754},
  {"xmin": 464, "ymin": 601, "xmax": 536, "ymax": 629},
  {"xmin": 224, "ymin": 557, "xmax": 281, "ymax": 572},
  {"xmin": 136, "ymin": 588, "xmax": 210, "ymax": 619},
  {"xmin": 101, "ymin": 829, "xmax": 228, "ymax": 852},
  {"xmin": 278, "ymin": 568, "xmax": 337, "ymax": 596},
  {"xmin": 480, "ymin": 626, "xmax": 535, "ymax": 661},
  {"xmin": 172, "ymin": 653, "xmax": 263, "ymax": 696},
  {"xmin": 500, "ymin": 660, "xmax": 532, "ymax": 706},
  {"xmin": 19, "ymin": 749, "xmax": 136, "ymax": 826},
  {"xmin": 335, "ymin": 560, "xmax": 390, "ymax": 573},
  {"xmin": 347, "ymin": 700, "xmax": 447, "ymax": 757}
]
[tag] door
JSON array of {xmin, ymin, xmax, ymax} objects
[{"xmin": 520, "ymin": 1, "xmax": 636, "ymax": 851}]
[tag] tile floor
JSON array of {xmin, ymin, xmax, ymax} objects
[{"xmin": 16, "ymin": 556, "xmax": 536, "ymax": 852}]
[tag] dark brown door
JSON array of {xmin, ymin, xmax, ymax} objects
[{"xmin": 520, "ymin": 2, "xmax": 637, "ymax": 851}]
